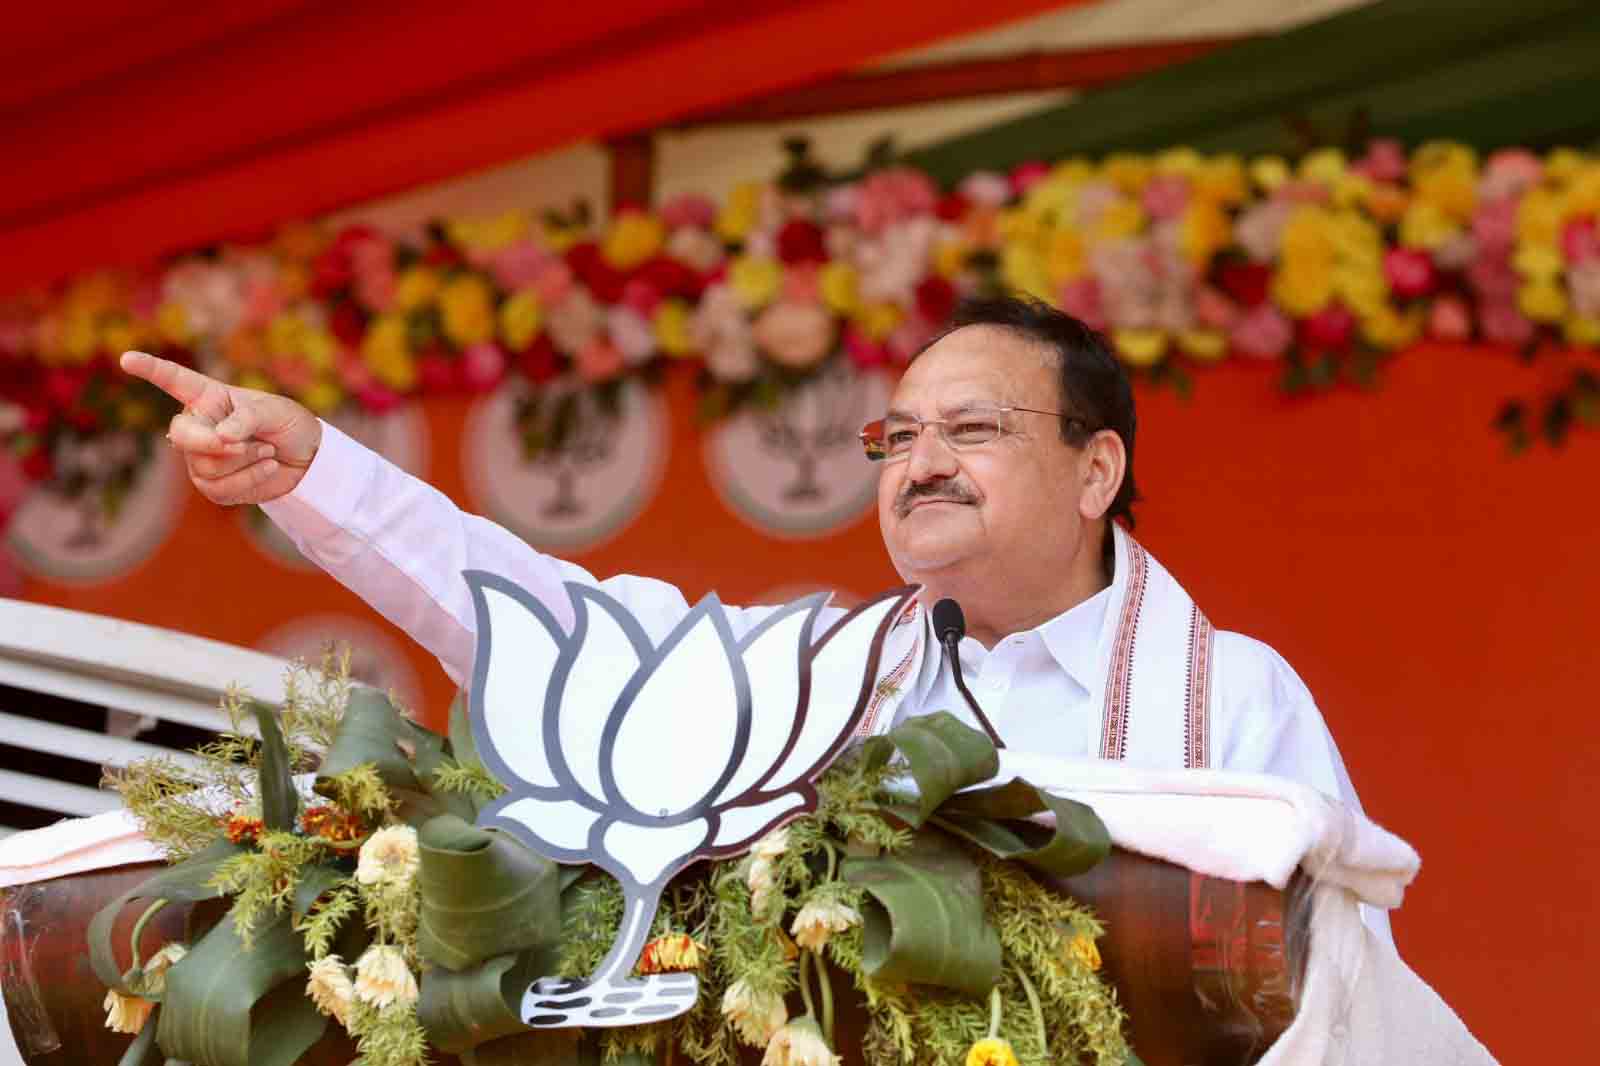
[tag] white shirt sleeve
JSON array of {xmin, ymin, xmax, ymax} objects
[
  {"xmin": 260, "ymin": 421, "xmax": 702, "ymax": 686},
  {"xmin": 1212, "ymin": 631, "xmax": 1397, "ymax": 950}
]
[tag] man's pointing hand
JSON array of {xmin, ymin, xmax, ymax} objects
[{"xmin": 120, "ymin": 350, "xmax": 322, "ymax": 506}]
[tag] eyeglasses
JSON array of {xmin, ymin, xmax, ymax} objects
[{"xmin": 859, "ymin": 405, "xmax": 1080, "ymax": 462}]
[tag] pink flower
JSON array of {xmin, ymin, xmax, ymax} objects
[
  {"xmin": 459, "ymin": 342, "xmax": 507, "ymax": 392},
  {"xmin": 1467, "ymin": 253, "xmax": 1518, "ymax": 301},
  {"xmin": 1235, "ymin": 202, "xmax": 1292, "ymax": 262},
  {"xmin": 1479, "ymin": 301, "xmax": 1534, "ymax": 346},
  {"xmin": 854, "ymin": 169, "xmax": 938, "ymax": 234},
  {"xmin": 1351, "ymin": 139, "xmax": 1407, "ymax": 183},
  {"xmin": 357, "ymin": 383, "xmax": 404, "ymax": 413},
  {"xmin": 823, "ymin": 184, "xmax": 859, "ymax": 225},
  {"xmin": 545, "ymin": 288, "xmax": 601, "ymax": 354},
  {"xmin": 1073, "ymin": 181, "xmax": 1120, "ymax": 229},
  {"xmin": 1301, "ymin": 304, "xmax": 1356, "ymax": 351},
  {"xmin": 1194, "ymin": 285, "xmax": 1238, "ymax": 330},
  {"xmin": 1142, "ymin": 175, "xmax": 1191, "ymax": 221},
  {"xmin": 886, "ymin": 314, "xmax": 935, "ymax": 365},
  {"xmin": 1568, "ymin": 263, "xmax": 1600, "ymax": 319},
  {"xmin": 659, "ymin": 193, "xmax": 717, "ymax": 229},
  {"xmin": 1383, "ymin": 248, "xmax": 1437, "ymax": 299},
  {"xmin": 531, "ymin": 261, "xmax": 576, "ymax": 305},
  {"xmin": 1230, "ymin": 304, "xmax": 1293, "ymax": 359},
  {"xmin": 240, "ymin": 278, "xmax": 286, "ymax": 329},
  {"xmin": 1427, "ymin": 296, "xmax": 1473, "ymax": 341},
  {"xmin": 1479, "ymin": 149, "xmax": 1543, "ymax": 202},
  {"xmin": 1009, "ymin": 161, "xmax": 1050, "ymax": 197},
  {"xmin": 490, "ymin": 240, "xmax": 555, "ymax": 291},
  {"xmin": 575, "ymin": 338, "xmax": 625, "ymax": 382},
  {"xmin": 1057, "ymin": 278, "xmax": 1106, "ymax": 331},
  {"xmin": 606, "ymin": 306, "xmax": 658, "ymax": 366},
  {"xmin": 1432, "ymin": 233, "xmax": 1478, "ymax": 272},
  {"xmin": 752, "ymin": 300, "xmax": 835, "ymax": 369},
  {"xmin": 621, "ymin": 279, "xmax": 663, "ymax": 317},
  {"xmin": 958, "ymin": 171, "xmax": 1012, "ymax": 208},
  {"xmin": 1471, "ymin": 198, "xmax": 1517, "ymax": 255},
  {"xmin": 337, "ymin": 347, "xmax": 374, "ymax": 392},
  {"xmin": 855, "ymin": 217, "xmax": 936, "ymax": 304},
  {"xmin": 783, "ymin": 264, "xmax": 821, "ymax": 304},
  {"xmin": 1561, "ymin": 218, "xmax": 1600, "ymax": 266},
  {"xmin": 1272, "ymin": 180, "xmax": 1331, "ymax": 206}
]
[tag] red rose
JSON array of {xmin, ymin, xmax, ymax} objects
[
  {"xmin": 1217, "ymin": 262, "xmax": 1271, "ymax": 307},
  {"xmin": 69, "ymin": 407, "xmax": 101, "ymax": 433},
  {"xmin": 310, "ymin": 246, "xmax": 354, "ymax": 298},
  {"xmin": 356, "ymin": 384, "xmax": 404, "ymax": 414},
  {"xmin": 935, "ymin": 192, "xmax": 971, "ymax": 222},
  {"xmin": 915, "ymin": 276, "xmax": 958, "ymax": 324},
  {"xmin": 565, "ymin": 242, "xmax": 626, "ymax": 303},
  {"xmin": 517, "ymin": 335, "xmax": 561, "ymax": 384},
  {"xmin": 1383, "ymin": 248, "xmax": 1436, "ymax": 300},
  {"xmin": 332, "ymin": 224, "xmax": 381, "ymax": 253},
  {"xmin": 423, "ymin": 242, "xmax": 464, "ymax": 269},
  {"xmin": 20, "ymin": 446, "xmax": 52, "ymax": 483},
  {"xmin": 43, "ymin": 367, "xmax": 89, "ymax": 412},
  {"xmin": 330, "ymin": 303, "xmax": 367, "ymax": 347},
  {"xmin": 634, "ymin": 255, "xmax": 702, "ymax": 300},
  {"xmin": 776, "ymin": 220, "xmax": 827, "ymax": 266},
  {"xmin": 417, "ymin": 350, "xmax": 457, "ymax": 392},
  {"xmin": 1300, "ymin": 304, "xmax": 1356, "ymax": 351}
]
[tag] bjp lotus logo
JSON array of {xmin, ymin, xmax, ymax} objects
[{"xmin": 465, "ymin": 573, "xmax": 916, "ymax": 1028}]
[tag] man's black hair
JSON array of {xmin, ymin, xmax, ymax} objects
[{"xmin": 916, "ymin": 294, "xmax": 1140, "ymax": 527}]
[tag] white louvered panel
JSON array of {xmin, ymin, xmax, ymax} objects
[
  {"xmin": 0, "ymin": 769, "xmax": 120, "ymax": 818},
  {"xmin": 0, "ymin": 711, "xmax": 206, "ymax": 775}
]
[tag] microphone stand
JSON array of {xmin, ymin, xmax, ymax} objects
[{"xmin": 932, "ymin": 598, "xmax": 1005, "ymax": 749}]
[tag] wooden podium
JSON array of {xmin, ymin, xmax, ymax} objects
[{"xmin": 1, "ymin": 849, "xmax": 1307, "ymax": 1066}]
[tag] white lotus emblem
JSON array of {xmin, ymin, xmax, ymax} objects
[{"xmin": 465, "ymin": 573, "xmax": 916, "ymax": 1028}]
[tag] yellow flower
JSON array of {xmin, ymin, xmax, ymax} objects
[
  {"xmin": 854, "ymin": 301, "xmax": 904, "ymax": 343},
  {"xmin": 1250, "ymin": 155, "xmax": 1290, "ymax": 192},
  {"xmin": 1515, "ymin": 187, "xmax": 1565, "ymax": 248},
  {"xmin": 1177, "ymin": 329, "xmax": 1227, "ymax": 362},
  {"xmin": 1565, "ymin": 315, "xmax": 1600, "ymax": 347},
  {"xmin": 1155, "ymin": 146, "xmax": 1203, "ymax": 176},
  {"xmin": 1045, "ymin": 228, "xmax": 1087, "ymax": 284},
  {"xmin": 1566, "ymin": 168, "xmax": 1600, "ymax": 217},
  {"xmin": 540, "ymin": 215, "xmax": 585, "ymax": 253},
  {"xmin": 440, "ymin": 274, "xmax": 496, "ymax": 348},
  {"xmin": 356, "ymin": 825, "xmax": 420, "ymax": 887},
  {"xmin": 1398, "ymin": 201, "xmax": 1458, "ymax": 250},
  {"xmin": 1193, "ymin": 155, "xmax": 1247, "ymax": 205},
  {"xmin": 721, "ymin": 978, "xmax": 788, "ymax": 1047},
  {"xmin": 299, "ymin": 379, "xmax": 345, "ymax": 415},
  {"xmin": 790, "ymin": 899, "xmax": 862, "ymax": 951},
  {"xmin": 447, "ymin": 211, "xmax": 529, "ymax": 254},
  {"xmin": 1000, "ymin": 243, "xmax": 1052, "ymax": 303},
  {"xmin": 307, "ymin": 955, "xmax": 356, "ymax": 1027},
  {"xmin": 1273, "ymin": 264, "xmax": 1335, "ymax": 317},
  {"xmin": 1067, "ymin": 933, "xmax": 1102, "ymax": 972},
  {"xmin": 265, "ymin": 312, "xmax": 305, "ymax": 358},
  {"xmin": 819, "ymin": 261, "xmax": 860, "ymax": 314},
  {"xmin": 1179, "ymin": 199, "xmax": 1231, "ymax": 269},
  {"xmin": 362, "ymin": 315, "xmax": 417, "ymax": 391},
  {"xmin": 762, "ymin": 1015, "xmax": 839, "ymax": 1066},
  {"xmin": 1512, "ymin": 241, "xmax": 1563, "ymax": 281},
  {"xmin": 1333, "ymin": 173, "xmax": 1374, "ymax": 210},
  {"xmin": 933, "ymin": 240, "xmax": 969, "ymax": 280},
  {"xmin": 499, "ymin": 289, "xmax": 543, "ymax": 350},
  {"xmin": 966, "ymin": 1037, "xmax": 1020, "ymax": 1066},
  {"xmin": 1361, "ymin": 305, "xmax": 1422, "ymax": 350},
  {"xmin": 394, "ymin": 266, "xmax": 442, "ymax": 313},
  {"xmin": 103, "ymin": 989, "xmax": 154, "ymax": 1034},
  {"xmin": 100, "ymin": 318, "xmax": 139, "ymax": 357},
  {"xmin": 237, "ymin": 370, "xmax": 275, "ymax": 393},
  {"xmin": 1544, "ymin": 148, "xmax": 1586, "ymax": 185},
  {"xmin": 1333, "ymin": 266, "xmax": 1388, "ymax": 318},
  {"xmin": 1093, "ymin": 197, "xmax": 1145, "ymax": 240},
  {"xmin": 718, "ymin": 182, "xmax": 764, "ymax": 243},
  {"xmin": 602, "ymin": 212, "xmax": 666, "ymax": 270},
  {"xmin": 155, "ymin": 301, "xmax": 191, "ymax": 346},
  {"xmin": 654, "ymin": 300, "xmax": 696, "ymax": 356},
  {"xmin": 354, "ymin": 945, "xmax": 418, "ymax": 1009},
  {"xmin": 1101, "ymin": 153, "xmax": 1152, "ymax": 194},
  {"xmin": 1410, "ymin": 142, "xmax": 1478, "ymax": 221},
  {"xmin": 63, "ymin": 312, "xmax": 99, "ymax": 362},
  {"xmin": 638, "ymin": 933, "xmax": 707, "ymax": 974},
  {"xmin": 1298, "ymin": 147, "xmax": 1347, "ymax": 186},
  {"xmin": 729, "ymin": 256, "xmax": 782, "ymax": 310},
  {"xmin": 1113, "ymin": 329, "xmax": 1169, "ymax": 368},
  {"xmin": 1280, "ymin": 206, "xmax": 1337, "ymax": 263},
  {"xmin": 1518, "ymin": 280, "xmax": 1568, "ymax": 323}
]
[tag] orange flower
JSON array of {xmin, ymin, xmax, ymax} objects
[
  {"xmin": 299, "ymin": 805, "xmax": 366, "ymax": 844},
  {"xmin": 637, "ymin": 933, "xmax": 707, "ymax": 974},
  {"xmin": 224, "ymin": 810, "xmax": 264, "ymax": 844}
]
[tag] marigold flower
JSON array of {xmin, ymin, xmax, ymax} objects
[
  {"xmin": 1112, "ymin": 329, "xmax": 1169, "ymax": 368},
  {"xmin": 637, "ymin": 932, "xmax": 707, "ymax": 974},
  {"xmin": 440, "ymin": 275, "xmax": 496, "ymax": 348},
  {"xmin": 300, "ymin": 804, "xmax": 366, "ymax": 844},
  {"xmin": 394, "ymin": 266, "xmax": 442, "ymax": 312},
  {"xmin": 353, "ymin": 944, "xmax": 418, "ymax": 1009},
  {"xmin": 102, "ymin": 988, "xmax": 154, "ymax": 1034},
  {"xmin": 722, "ymin": 978, "xmax": 788, "ymax": 1047},
  {"xmin": 362, "ymin": 315, "xmax": 417, "ymax": 391},
  {"xmin": 653, "ymin": 299, "xmax": 696, "ymax": 356},
  {"xmin": 602, "ymin": 211, "xmax": 667, "ymax": 271},
  {"xmin": 763, "ymin": 1014, "xmax": 840, "ymax": 1066},
  {"xmin": 307, "ymin": 954, "xmax": 357, "ymax": 1026},
  {"xmin": 966, "ymin": 1036, "xmax": 1020, "ymax": 1066},
  {"xmin": 355, "ymin": 825, "xmax": 420, "ymax": 887},
  {"xmin": 499, "ymin": 290, "xmax": 544, "ymax": 351},
  {"xmin": 224, "ymin": 811, "xmax": 265, "ymax": 845},
  {"xmin": 790, "ymin": 899, "xmax": 861, "ymax": 951}
]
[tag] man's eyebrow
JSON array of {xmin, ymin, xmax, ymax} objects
[{"xmin": 883, "ymin": 407, "xmax": 918, "ymax": 422}]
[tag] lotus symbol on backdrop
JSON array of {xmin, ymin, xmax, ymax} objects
[{"xmin": 465, "ymin": 571, "xmax": 917, "ymax": 1029}]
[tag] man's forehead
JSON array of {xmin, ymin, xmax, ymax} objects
[{"xmin": 891, "ymin": 326, "xmax": 1056, "ymax": 409}]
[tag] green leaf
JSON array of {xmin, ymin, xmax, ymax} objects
[
  {"xmin": 156, "ymin": 905, "xmax": 327, "ymax": 1066},
  {"xmin": 938, "ymin": 780, "xmax": 1111, "ymax": 877},
  {"xmin": 417, "ymin": 815, "xmax": 563, "ymax": 972},
  {"xmin": 315, "ymin": 688, "xmax": 421, "ymax": 793},
  {"xmin": 862, "ymin": 711, "xmax": 999, "ymax": 827},
  {"xmin": 448, "ymin": 689, "xmax": 480, "ymax": 769},
  {"xmin": 290, "ymin": 864, "xmax": 348, "ymax": 918},
  {"xmin": 841, "ymin": 833, "xmax": 1001, "ymax": 996},
  {"xmin": 418, "ymin": 949, "xmax": 558, "ymax": 1053},
  {"xmin": 251, "ymin": 702, "xmax": 298, "ymax": 833},
  {"xmin": 90, "ymin": 840, "xmax": 245, "ymax": 989},
  {"xmin": 460, "ymin": 1028, "xmax": 583, "ymax": 1066}
]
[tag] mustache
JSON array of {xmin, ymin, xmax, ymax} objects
[{"xmin": 894, "ymin": 478, "xmax": 978, "ymax": 518}]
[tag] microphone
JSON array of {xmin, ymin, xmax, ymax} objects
[{"xmin": 931, "ymin": 598, "xmax": 1004, "ymax": 749}]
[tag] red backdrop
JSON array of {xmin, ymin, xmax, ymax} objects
[{"xmin": 19, "ymin": 343, "xmax": 1594, "ymax": 1061}]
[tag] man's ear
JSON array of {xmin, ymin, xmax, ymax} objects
[{"xmin": 1078, "ymin": 430, "xmax": 1126, "ymax": 521}]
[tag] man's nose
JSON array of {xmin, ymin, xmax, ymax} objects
[{"xmin": 904, "ymin": 425, "xmax": 958, "ymax": 483}]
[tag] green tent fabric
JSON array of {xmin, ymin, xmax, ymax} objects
[{"xmin": 903, "ymin": 0, "xmax": 1600, "ymax": 182}]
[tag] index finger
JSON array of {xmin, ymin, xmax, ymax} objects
[{"xmin": 120, "ymin": 350, "xmax": 224, "ymax": 413}]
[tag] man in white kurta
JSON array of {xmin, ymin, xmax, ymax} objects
[{"xmin": 122, "ymin": 296, "xmax": 1391, "ymax": 943}]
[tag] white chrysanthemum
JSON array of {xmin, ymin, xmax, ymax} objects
[
  {"xmin": 355, "ymin": 825, "xmax": 420, "ymax": 887},
  {"xmin": 140, "ymin": 941, "xmax": 188, "ymax": 996},
  {"xmin": 102, "ymin": 989, "xmax": 153, "ymax": 1034},
  {"xmin": 353, "ymin": 945, "xmax": 418, "ymax": 1009},
  {"xmin": 789, "ymin": 899, "xmax": 861, "ymax": 951},
  {"xmin": 721, "ymin": 978, "xmax": 788, "ymax": 1047},
  {"xmin": 762, "ymin": 1015, "xmax": 840, "ymax": 1066},
  {"xmin": 307, "ymin": 954, "xmax": 357, "ymax": 1025},
  {"xmin": 747, "ymin": 856, "xmax": 778, "ymax": 916},
  {"xmin": 750, "ymin": 827, "xmax": 790, "ymax": 863}
]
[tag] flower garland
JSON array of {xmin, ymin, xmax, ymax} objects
[
  {"xmin": 95, "ymin": 656, "xmax": 1131, "ymax": 1066},
  {"xmin": 3, "ymin": 138, "xmax": 1598, "ymax": 534}
]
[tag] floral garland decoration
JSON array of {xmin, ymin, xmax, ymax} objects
[
  {"xmin": 94, "ymin": 655, "xmax": 1132, "ymax": 1066},
  {"xmin": 4, "ymin": 138, "xmax": 1599, "ymax": 538}
]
